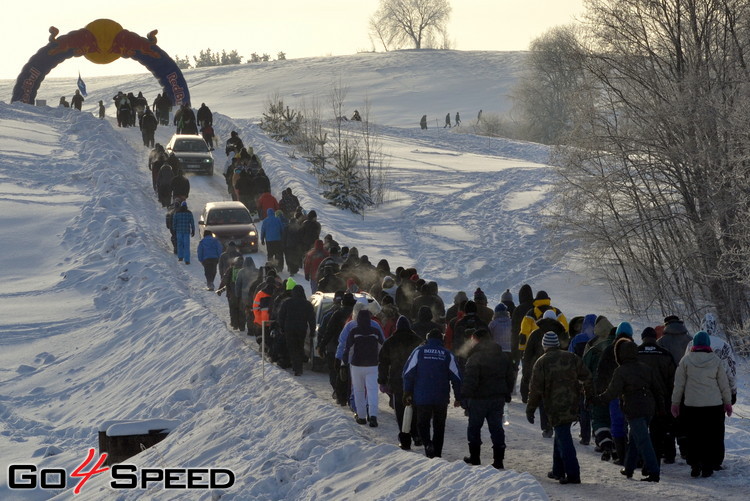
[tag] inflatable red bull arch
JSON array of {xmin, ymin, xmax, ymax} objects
[{"xmin": 11, "ymin": 19, "xmax": 190, "ymax": 106}]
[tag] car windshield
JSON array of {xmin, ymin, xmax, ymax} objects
[
  {"xmin": 206, "ymin": 208, "xmax": 252, "ymax": 225},
  {"xmin": 173, "ymin": 139, "xmax": 208, "ymax": 153}
]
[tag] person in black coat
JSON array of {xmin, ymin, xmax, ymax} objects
[
  {"xmin": 638, "ymin": 327, "xmax": 677, "ymax": 464},
  {"xmin": 140, "ymin": 107, "xmax": 158, "ymax": 148},
  {"xmin": 225, "ymin": 131, "xmax": 244, "ymax": 156},
  {"xmin": 378, "ymin": 316, "xmax": 424, "ymax": 450},
  {"xmin": 411, "ymin": 281, "xmax": 446, "ymax": 325},
  {"xmin": 196, "ymin": 103, "xmax": 213, "ymax": 126},
  {"xmin": 300, "ymin": 210, "xmax": 322, "ymax": 252},
  {"xmin": 277, "ymin": 285, "xmax": 315, "ymax": 376},
  {"xmin": 174, "ymin": 104, "xmax": 198, "ymax": 134},
  {"xmin": 462, "ymin": 328, "xmax": 516, "ymax": 469},
  {"xmin": 594, "ymin": 339, "xmax": 665, "ymax": 482},
  {"xmin": 451, "ymin": 300, "xmax": 488, "ymax": 367},
  {"xmin": 412, "ymin": 305, "xmax": 444, "ymax": 338},
  {"xmin": 170, "ymin": 171, "xmax": 190, "ymax": 202},
  {"xmin": 512, "ymin": 284, "xmax": 534, "ymax": 402},
  {"xmin": 318, "ymin": 293, "xmax": 356, "ymax": 405}
]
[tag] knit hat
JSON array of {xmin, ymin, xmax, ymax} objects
[
  {"xmin": 535, "ymin": 290, "xmax": 550, "ymax": 301},
  {"xmin": 542, "ymin": 309, "xmax": 557, "ymax": 320},
  {"xmin": 181, "ymin": 201, "xmax": 188, "ymax": 207},
  {"xmin": 615, "ymin": 321, "xmax": 634, "ymax": 338},
  {"xmin": 693, "ymin": 330, "xmax": 711, "ymax": 348},
  {"xmin": 453, "ymin": 291, "xmax": 468, "ymax": 305},
  {"xmin": 494, "ymin": 303, "xmax": 507, "ymax": 314},
  {"xmin": 464, "ymin": 300, "xmax": 477, "ymax": 314},
  {"xmin": 473, "ymin": 288, "xmax": 488, "ymax": 304},
  {"xmin": 501, "ymin": 289, "xmax": 513, "ymax": 303},
  {"xmin": 640, "ymin": 327, "xmax": 657, "ymax": 340},
  {"xmin": 663, "ymin": 315, "xmax": 680, "ymax": 325},
  {"xmin": 542, "ymin": 331, "xmax": 560, "ymax": 348},
  {"xmin": 427, "ymin": 328, "xmax": 444, "ymax": 340},
  {"xmin": 396, "ymin": 315, "xmax": 411, "ymax": 331},
  {"xmin": 285, "ymin": 277, "xmax": 297, "ymax": 290}
]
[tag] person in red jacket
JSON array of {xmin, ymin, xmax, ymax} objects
[
  {"xmin": 257, "ymin": 191, "xmax": 280, "ymax": 220},
  {"xmin": 304, "ymin": 240, "xmax": 328, "ymax": 292}
]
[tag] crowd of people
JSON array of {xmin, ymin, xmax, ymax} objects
[{"xmin": 145, "ymin": 127, "xmax": 738, "ymax": 486}]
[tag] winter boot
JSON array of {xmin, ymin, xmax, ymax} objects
[
  {"xmin": 641, "ymin": 473, "xmax": 660, "ymax": 482},
  {"xmin": 613, "ymin": 437, "xmax": 627, "ymax": 466},
  {"xmin": 463, "ymin": 443, "xmax": 481, "ymax": 465},
  {"xmin": 398, "ymin": 432, "xmax": 412, "ymax": 450},
  {"xmin": 492, "ymin": 447, "xmax": 505, "ymax": 469},
  {"xmin": 600, "ymin": 441, "xmax": 613, "ymax": 461}
]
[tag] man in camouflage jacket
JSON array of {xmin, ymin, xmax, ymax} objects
[{"xmin": 527, "ymin": 332, "xmax": 593, "ymax": 485}]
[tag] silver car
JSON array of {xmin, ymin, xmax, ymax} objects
[{"xmin": 165, "ymin": 134, "xmax": 214, "ymax": 175}]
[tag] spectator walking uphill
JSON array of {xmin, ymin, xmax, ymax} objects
[
  {"xmin": 593, "ymin": 337, "xmax": 665, "ymax": 482},
  {"xmin": 71, "ymin": 90, "xmax": 84, "ymax": 110},
  {"xmin": 277, "ymin": 284, "xmax": 316, "ymax": 376},
  {"xmin": 343, "ymin": 308, "xmax": 385, "ymax": 426},
  {"xmin": 172, "ymin": 201, "xmax": 195, "ymax": 264},
  {"xmin": 319, "ymin": 292, "xmax": 357, "ymax": 406},
  {"xmin": 526, "ymin": 332, "xmax": 593, "ymax": 485},
  {"xmin": 420, "ymin": 115, "xmax": 427, "ymax": 130},
  {"xmin": 461, "ymin": 328, "xmax": 516, "ymax": 469},
  {"xmin": 378, "ymin": 316, "xmax": 423, "ymax": 449},
  {"xmin": 637, "ymin": 327, "xmax": 677, "ymax": 464},
  {"xmin": 523, "ymin": 309, "xmax": 567, "ymax": 438},
  {"xmin": 140, "ymin": 106, "xmax": 158, "ymax": 148},
  {"xmin": 233, "ymin": 257, "xmax": 258, "ymax": 333},
  {"xmin": 444, "ymin": 113, "xmax": 451, "ymax": 128},
  {"xmin": 671, "ymin": 331, "xmax": 733, "ymax": 478},
  {"xmin": 197, "ymin": 230, "xmax": 223, "ymax": 290},
  {"xmin": 216, "ymin": 257, "xmax": 244, "ymax": 331},
  {"xmin": 261, "ymin": 208, "xmax": 285, "ymax": 272},
  {"xmin": 402, "ymin": 328, "xmax": 462, "ymax": 459}
]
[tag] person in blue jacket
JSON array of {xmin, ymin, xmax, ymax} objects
[
  {"xmin": 402, "ymin": 328, "xmax": 462, "ymax": 458},
  {"xmin": 172, "ymin": 201, "xmax": 195, "ymax": 264},
  {"xmin": 261, "ymin": 208, "xmax": 285, "ymax": 271},
  {"xmin": 197, "ymin": 230, "xmax": 224, "ymax": 290}
]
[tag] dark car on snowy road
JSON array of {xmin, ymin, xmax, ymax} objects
[{"xmin": 198, "ymin": 201, "xmax": 258, "ymax": 253}]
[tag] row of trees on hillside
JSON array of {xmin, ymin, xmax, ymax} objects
[
  {"xmin": 173, "ymin": 50, "xmax": 287, "ymax": 69},
  {"xmin": 516, "ymin": 0, "xmax": 750, "ymax": 349}
]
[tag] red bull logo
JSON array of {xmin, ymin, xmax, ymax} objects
[
  {"xmin": 47, "ymin": 28, "xmax": 100, "ymax": 57},
  {"xmin": 20, "ymin": 67, "xmax": 41, "ymax": 103},
  {"xmin": 111, "ymin": 29, "xmax": 161, "ymax": 59},
  {"xmin": 167, "ymin": 72, "xmax": 186, "ymax": 106}
]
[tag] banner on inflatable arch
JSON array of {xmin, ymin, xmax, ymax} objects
[{"xmin": 11, "ymin": 19, "xmax": 190, "ymax": 107}]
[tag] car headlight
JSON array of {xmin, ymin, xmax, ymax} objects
[
  {"xmin": 248, "ymin": 231, "xmax": 257, "ymax": 236},
  {"xmin": 203, "ymin": 158, "xmax": 212, "ymax": 163}
]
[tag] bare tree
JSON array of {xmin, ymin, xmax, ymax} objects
[
  {"xmin": 550, "ymin": 0, "xmax": 750, "ymax": 341},
  {"xmin": 369, "ymin": 0, "xmax": 452, "ymax": 50},
  {"xmin": 357, "ymin": 97, "xmax": 391, "ymax": 205},
  {"xmin": 512, "ymin": 25, "xmax": 588, "ymax": 144}
]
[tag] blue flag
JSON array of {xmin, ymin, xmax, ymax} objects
[{"xmin": 77, "ymin": 74, "xmax": 87, "ymax": 97}]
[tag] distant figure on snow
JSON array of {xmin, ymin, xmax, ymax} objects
[
  {"xmin": 455, "ymin": 112, "xmax": 461, "ymax": 127},
  {"xmin": 420, "ymin": 115, "xmax": 427, "ymax": 130},
  {"xmin": 351, "ymin": 110, "xmax": 362, "ymax": 121},
  {"xmin": 477, "ymin": 109, "xmax": 483, "ymax": 122},
  {"xmin": 98, "ymin": 100, "xmax": 105, "ymax": 119},
  {"xmin": 444, "ymin": 113, "xmax": 451, "ymax": 128},
  {"xmin": 71, "ymin": 90, "xmax": 84, "ymax": 110},
  {"xmin": 59, "ymin": 96, "xmax": 69, "ymax": 108}
]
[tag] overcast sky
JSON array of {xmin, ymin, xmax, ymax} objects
[{"xmin": 1, "ymin": 0, "xmax": 585, "ymax": 81}]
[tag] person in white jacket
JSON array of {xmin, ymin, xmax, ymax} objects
[{"xmin": 671, "ymin": 331, "xmax": 732, "ymax": 479}]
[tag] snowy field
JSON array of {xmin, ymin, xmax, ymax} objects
[{"xmin": 0, "ymin": 50, "xmax": 748, "ymax": 500}]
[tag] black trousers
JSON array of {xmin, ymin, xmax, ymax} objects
[
  {"xmin": 285, "ymin": 330, "xmax": 306, "ymax": 374},
  {"xmin": 683, "ymin": 405, "xmax": 725, "ymax": 471},
  {"xmin": 415, "ymin": 404, "xmax": 448, "ymax": 457},
  {"xmin": 201, "ymin": 258, "xmax": 219, "ymax": 284}
]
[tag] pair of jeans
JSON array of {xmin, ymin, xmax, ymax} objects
[
  {"xmin": 467, "ymin": 397, "xmax": 506, "ymax": 450},
  {"xmin": 552, "ymin": 423, "xmax": 580, "ymax": 480},
  {"xmin": 625, "ymin": 416, "xmax": 659, "ymax": 475},
  {"xmin": 415, "ymin": 404, "xmax": 448, "ymax": 457},
  {"xmin": 176, "ymin": 232, "xmax": 191, "ymax": 262}
]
